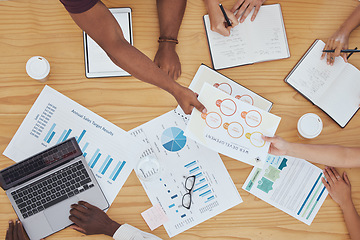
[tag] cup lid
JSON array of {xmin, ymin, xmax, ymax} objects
[
  {"xmin": 26, "ymin": 56, "xmax": 50, "ymax": 80},
  {"xmin": 297, "ymin": 113, "xmax": 323, "ymax": 139}
]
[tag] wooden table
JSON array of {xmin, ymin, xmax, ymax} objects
[{"xmin": 1, "ymin": 0, "xmax": 359, "ymax": 239}]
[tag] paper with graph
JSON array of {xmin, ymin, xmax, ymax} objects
[{"xmin": 243, "ymin": 154, "xmax": 328, "ymax": 225}]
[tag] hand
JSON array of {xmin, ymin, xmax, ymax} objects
[
  {"xmin": 262, "ymin": 135, "xmax": 290, "ymax": 156},
  {"xmin": 69, "ymin": 201, "xmax": 120, "ymax": 237},
  {"xmin": 173, "ymin": 85, "xmax": 207, "ymax": 115},
  {"xmin": 322, "ymin": 167, "xmax": 352, "ymax": 207},
  {"xmin": 321, "ymin": 28, "xmax": 350, "ymax": 65},
  {"xmin": 154, "ymin": 42, "xmax": 181, "ymax": 80},
  {"xmin": 206, "ymin": 0, "xmax": 239, "ymax": 36},
  {"xmin": 5, "ymin": 220, "xmax": 29, "ymax": 240},
  {"xmin": 231, "ymin": 0, "xmax": 266, "ymax": 23}
]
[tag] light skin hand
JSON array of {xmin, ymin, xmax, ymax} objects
[
  {"xmin": 322, "ymin": 167, "xmax": 352, "ymax": 206},
  {"xmin": 5, "ymin": 220, "xmax": 30, "ymax": 240},
  {"xmin": 205, "ymin": 0, "xmax": 239, "ymax": 36},
  {"xmin": 69, "ymin": 201, "xmax": 120, "ymax": 237},
  {"xmin": 262, "ymin": 135, "xmax": 290, "ymax": 156},
  {"xmin": 231, "ymin": 0, "xmax": 266, "ymax": 23},
  {"xmin": 321, "ymin": 29, "xmax": 349, "ymax": 65}
]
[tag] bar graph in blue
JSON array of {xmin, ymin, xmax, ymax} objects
[
  {"xmin": 89, "ymin": 148, "xmax": 101, "ymax": 169},
  {"xmin": 44, "ymin": 123, "xmax": 56, "ymax": 143},
  {"xmin": 109, "ymin": 161, "xmax": 126, "ymax": 181},
  {"xmin": 98, "ymin": 155, "xmax": 113, "ymax": 175}
]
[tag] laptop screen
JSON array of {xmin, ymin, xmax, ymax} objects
[{"xmin": 0, "ymin": 138, "xmax": 82, "ymax": 190}]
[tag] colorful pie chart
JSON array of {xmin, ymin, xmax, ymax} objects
[{"xmin": 161, "ymin": 127, "xmax": 187, "ymax": 152}]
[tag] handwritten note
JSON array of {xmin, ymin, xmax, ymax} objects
[
  {"xmin": 141, "ymin": 204, "xmax": 169, "ymax": 231},
  {"xmin": 204, "ymin": 4, "xmax": 290, "ymax": 70}
]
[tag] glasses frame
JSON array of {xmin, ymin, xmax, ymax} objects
[{"xmin": 182, "ymin": 175, "xmax": 196, "ymax": 209}]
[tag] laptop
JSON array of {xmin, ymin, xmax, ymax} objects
[{"xmin": 0, "ymin": 138, "xmax": 109, "ymax": 240}]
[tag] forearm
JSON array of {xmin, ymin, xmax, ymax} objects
[
  {"xmin": 338, "ymin": 5, "xmax": 360, "ymax": 36},
  {"xmin": 341, "ymin": 201, "xmax": 360, "ymax": 240},
  {"xmin": 286, "ymin": 143, "xmax": 360, "ymax": 168},
  {"xmin": 157, "ymin": 0, "xmax": 186, "ymax": 39},
  {"xmin": 204, "ymin": 0, "xmax": 220, "ymax": 14}
]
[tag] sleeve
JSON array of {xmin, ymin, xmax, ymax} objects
[
  {"xmin": 59, "ymin": 0, "xmax": 99, "ymax": 14},
  {"xmin": 112, "ymin": 224, "xmax": 163, "ymax": 240}
]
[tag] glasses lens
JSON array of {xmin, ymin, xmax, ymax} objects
[
  {"xmin": 182, "ymin": 193, "xmax": 191, "ymax": 209},
  {"xmin": 185, "ymin": 176, "xmax": 195, "ymax": 190}
]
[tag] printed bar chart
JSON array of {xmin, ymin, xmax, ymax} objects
[
  {"xmin": 110, "ymin": 161, "xmax": 126, "ymax": 181},
  {"xmin": 44, "ymin": 123, "xmax": 56, "ymax": 143},
  {"xmin": 99, "ymin": 155, "xmax": 113, "ymax": 175}
]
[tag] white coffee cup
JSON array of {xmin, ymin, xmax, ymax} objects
[
  {"xmin": 26, "ymin": 56, "xmax": 50, "ymax": 82},
  {"xmin": 297, "ymin": 113, "xmax": 323, "ymax": 139}
]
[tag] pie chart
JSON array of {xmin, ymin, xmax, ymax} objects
[{"xmin": 161, "ymin": 127, "xmax": 187, "ymax": 152}]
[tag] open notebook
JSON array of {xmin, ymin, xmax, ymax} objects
[
  {"xmin": 203, "ymin": 4, "xmax": 290, "ymax": 70},
  {"xmin": 285, "ymin": 40, "xmax": 360, "ymax": 128}
]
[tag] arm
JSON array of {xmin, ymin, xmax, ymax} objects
[
  {"xmin": 264, "ymin": 136, "xmax": 360, "ymax": 168},
  {"xmin": 69, "ymin": 201, "xmax": 161, "ymax": 240},
  {"xmin": 154, "ymin": 0, "xmax": 186, "ymax": 80},
  {"xmin": 322, "ymin": 168, "xmax": 360, "ymax": 240},
  {"xmin": 321, "ymin": 4, "xmax": 360, "ymax": 65},
  {"xmin": 69, "ymin": 1, "xmax": 205, "ymax": 114},
  {"xmin": 204, "ymin": 0, "xmax": 239, "ymax": 36}
]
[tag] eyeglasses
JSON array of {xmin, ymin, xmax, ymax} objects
[{"xmin": 182, "ymin": 175, "xmax": 196, "ymax": 209}]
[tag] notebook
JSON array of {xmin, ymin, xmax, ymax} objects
[
  {"xmin": 0, "ymin": 138, "xmax": 109, "ymax": 240},
  {"xmin": 285, "ymin": 40, "xmax": 360, "ymax": 128},
  {"xmin": 83, "ymin": 8, "xmax": 133, "ymax": 78},
  {"xmin": 203, "ymin": 4, "xmax": 290, "ymax": 70}
]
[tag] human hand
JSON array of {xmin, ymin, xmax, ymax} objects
[
  {"xmin": 5, "ymin": 220, "xmax": 29, "ymax": 240},
  {"xmin": 206, "ymin": 0, "xmax": 239, "ymax": 36},
  {"xmin": 69, "ymin": 201, "xmax": 120, "ymax": 237},
  {"xmin": 154, "ymin": 42, "xmax": 181, "ymax": 80},
  {"xmin": 321, "ymin": 28, "xmax": 350, "ymax": 65},
  {"xmin": 322, "ymin": 167, "xmax": 352, "ymax": 207},
  {"xmin": 173, "ymin": 85, "xmax": 207, "ymax": 115},
  {"xmin": 262, "ymin": 135, "xmax": 290, "ymax": 156},
  {"xmin": 231, "ymin": 0, "xmax": 266, "ymax": 23}
]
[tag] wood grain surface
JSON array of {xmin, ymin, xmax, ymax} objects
[{"xmin": 0, "ymin": 0, "xmax": 360, "ymax": 239}]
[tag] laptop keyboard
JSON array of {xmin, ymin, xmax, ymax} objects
[{"xmin": 10, "ymin": 161, "xmax": 94, "ymax": 219}]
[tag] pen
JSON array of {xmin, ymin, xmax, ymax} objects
[
  {"xmin": 322, "ymin": 49, "xmax": 360, "ymax": 53},
  {"xmin": 347, "ymin": 47, "xmax": 358, "ymax": 60},
  {"xmin": 219, "ymin": 4, "xmax": 232, "ymax": 27}
]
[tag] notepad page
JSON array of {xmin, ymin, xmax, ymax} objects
[
  {"xmin": 87, "ymin": 12, "xmax": 130, "ymax": 74},
  {"xmin": 250, "ymin": 4, "xmax": 290, "ymax": 62},
  {"xmin": 204, "ymin": 14, "xmax": 254, "ymax": 70},
  {"xmin": 286, "ymin": 40, "xmax": 346, "ymax": 103},
  {"xmin": 316, "ymin": 64, "xmax": 360, "ymax": 127}
]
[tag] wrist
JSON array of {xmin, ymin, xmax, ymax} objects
[
  {"xmin": 158, "ymin": 41, "xmax": 177, "ymax": 50},
  {"xmin": 104, "ymin": 221, "xmax": 121, "ymax": 237},
  {"xmin": 340, "ymin": 199, "xmax": 354, "ymax": 212}
]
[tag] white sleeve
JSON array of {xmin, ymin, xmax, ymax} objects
[{"xmin": 112, "ymin": 224, "xmax": 162, "ymax": 240}]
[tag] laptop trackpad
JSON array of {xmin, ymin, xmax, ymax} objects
[{"xmin": 44, "ymin": 196, "xmax": 80, "ymax": 232}]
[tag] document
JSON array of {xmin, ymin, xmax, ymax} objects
[
  {"xmin": 243, "ymin": 154, "xmax": 328, "ymax": 225},
  {"xmin": 188, "ymin": 65, "xmax": 273, "ymax": 111},
  {"xmin": 129, "ymin": 110, "xmax": 242, "ymax": 238},
  {"xmin": 204, "ymin": 4, "xmax": 290, "ymax": 70},
  {"xmin": 185, "ymin": 83, "xmax": 281, "ymax": 168},
  {"xmin": 3, "ymin": 86, "xmax": 144, "ymax": 205},
  {"xmin": 285, "ymin": 39, "xmax": 360, "ymax": 127}
]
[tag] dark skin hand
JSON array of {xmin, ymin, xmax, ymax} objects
[
  {"xmin": 154, "ymin": 0, "xmax": 187, "ymax": 80},
  {"xmin": 5, "ymin": 220, "xmax": 29, "ymax": 240},
  {"xmin": 69, "ymin": 201, "xmax": 120, "ymax": 237}
]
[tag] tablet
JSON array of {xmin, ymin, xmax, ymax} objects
[{"xmin": 83, "ymin": 8, "xmax": 133, "ymax": 78}]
